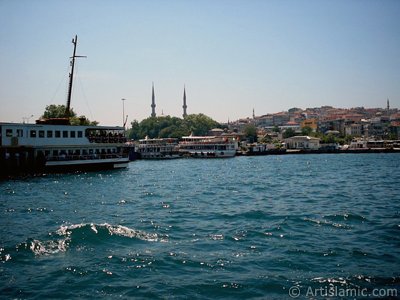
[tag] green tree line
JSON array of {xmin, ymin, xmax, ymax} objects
[
  {"xmin": 127, "ymin": 114, "xmax": 221, "ymax": 140},
  {"xmin": 41, "ymin": 104, "xmax": 98, "ymax": 125}
]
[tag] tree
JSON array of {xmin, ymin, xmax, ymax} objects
[
  {"xmin": 42, "ymin": 104, "xmax": 75, "ymax": 119},
  {"xmin": 243, "ymin": 124, "xmax": 257, "ymax": 143},
  {"xmin": 321, "ymin": 133, "xmax": 337, "ymax": 144},
  {"xmin": 41, "ymin": 104, "xmax": 98, "ymax": 125},
  {"xmin": 260, "ymin": 134, "xmax": 272, "ymax": 143},
  {"xmin": 283, "ymin": 128, "xmax": 296, "ymax": 139},
  {"xmin": 272, "ymin": 126, "xmax": 280, "ymax": 133},
  {"xmin": 183, "ymin": 114, "xmax": 220, "ymax": 136},
  {"xmin": 127, "ymin": 113, "xmax": 221, "ymax": 140},
  {"xmin": 301, "ymin": 126, "xmax": 313, "ymax": 136},
  {"xmin": 127, "ymin": 120, "xmax": 140, "ymax": 140}
]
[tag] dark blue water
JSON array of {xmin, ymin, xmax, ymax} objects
[{"xmin": 1, "ymin": 154, "xmax": 400, "ymax": 299}]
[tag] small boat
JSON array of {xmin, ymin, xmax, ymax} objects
[
  {"xmin": 136, "ymin": 137, "xmax": 181, "ymax": 159},
  {"xmin": 179, "ymin": 135, "xmax": 238, "ymax": 158},
  {"xmin": 0, "ymin": 36, "xmax": 129, "ymax": 176}
]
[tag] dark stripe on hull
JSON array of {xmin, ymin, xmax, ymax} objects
[{"xmin": 44, "ymin": 161, "xmax": 129, "ymax": 173}]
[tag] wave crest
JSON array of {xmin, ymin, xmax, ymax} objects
[
  {"xmin": 56, "ymin": 223, "xmax": 159, "ymax": 242},
  {"xmin": 6, "ymin": 223, "xmax": 159, "ymax": 257}
]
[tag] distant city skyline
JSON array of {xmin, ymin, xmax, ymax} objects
[
  {"xmin": 146, "ymin": 83, "xmax": 397, "ymax": 122},
  {"xmin": 0, "ymin": 0, "xmax": 399, "ymax": 125}
]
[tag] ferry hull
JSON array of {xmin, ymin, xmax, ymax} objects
[
  {"xmin": 0, "ymin": 147, "xmax": 129, "ymax": 178},
  {"xmin": 45, "ymin": 157, "xmax": 129, "ymax": 172}
]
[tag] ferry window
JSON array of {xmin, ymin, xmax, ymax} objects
[
  {"xmin": 47, "ymin": 131, "xmax": 53, "ymax": 138},
  {"xmin": 78, "ymin": 131, "xmax": 83, "ymax": 138},
  {"xmin": 70, "ymin": 131, "xmax": 76, "ymax": 138},
  {"xmin": 63, "ymin": 131, "xmax": 68, "ymax": 138},
  {"xmin": 17, "ymin": 129, "xmax": 23, "ymax": 137},
  {"xmin": 55, "ymin": 131, "xmax": 61, "ymax": 138},
  {"xmin": 53, "ymin": 150, "xmax": 58, "ymax": 156},
  {"xmin": 6, "ymin": 129, "xmax": 13, "ymax": 137},
  {"xmin": 39, "ymin": 130, "xmax": 45, "ymax": 138},
  {"xmin": 68, "ymin": 150, "xmax": 73, "ymax": 155},
  {"xmin": 30, "ymin": 130, "xmax": 36, "ymax": 138}
]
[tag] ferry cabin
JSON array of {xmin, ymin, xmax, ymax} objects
[
  {"xmin": 137, "ymin": 138, "xmax": 180, "ymax": 159},
  {"xmin": 179, "ymin": 136, "xmax": 238, "ymax": 158}
]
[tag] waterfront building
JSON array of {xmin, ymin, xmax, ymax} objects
[
  {"xmin": 342, "ymin": 113, "xmax": 363, "ymax": 122},
  {"xmin": 369, "ymin": 122, "xmax": 385, "ymax": 138},
  {"xmin": 272, "ymin": 112, "xmax": 290, "ymax": 126},
  {"xmin": 255, "ymin": 115, "xmax": 274, "ymax": 127},
  {"xmin": 345, "ymin": 123, "xmax": 363, "ymax": 137},
  {"xmin": 285, "ymin": 136, "xmax": 320, "ymax": 150},
  {"xmin": 278, "ymin": 123, "xmax": 301, "ymax": 133},
  {"xmin": 300, "ymin": 118, "xmax": 318, "ymax": 132}
]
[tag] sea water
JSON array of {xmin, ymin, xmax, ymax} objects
[{"xmin": 1, "ymin": 154, "xmax": 399, "ymax": 299}]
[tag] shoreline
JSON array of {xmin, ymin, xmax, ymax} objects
[{"xmin": 241, "ymin": 148, "xmax": 400, "ymax": 156}]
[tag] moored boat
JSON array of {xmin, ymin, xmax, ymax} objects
[
  {"xmin": 179, "ymin": 135, "xmax": 238, "ymax": 158},
  {"xmin": 0, "ymin": 36, "xmax": 129, "ymax": 176},
  {"xmin": 136, "ymin": 137, "xmax": 181, "ymax": 159},
  {"xmin": 0, "ymin": 123, "xmax": 129, "ymax": 174}
]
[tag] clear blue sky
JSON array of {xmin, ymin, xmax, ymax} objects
[{"xmin": 1, "ymin": 0, "xmax": 399, "ymax": 125}]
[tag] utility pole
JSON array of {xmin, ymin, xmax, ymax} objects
[{"xmin": 121, "ymin": 98, "xmax": 128, "ymax": 129}]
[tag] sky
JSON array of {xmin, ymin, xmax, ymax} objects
[{"xmin": 0, "ymin": 0, "xmax": 399, "ymax": 125}]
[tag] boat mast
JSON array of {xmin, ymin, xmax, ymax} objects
[{"xmin": 65, "ymin": 35, "xmax": 86, "ymax": 118}]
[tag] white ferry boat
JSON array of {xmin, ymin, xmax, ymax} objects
[
  {"xmin": 179, "ymin": 135, "xmax": 238, "ymax": 158},
  {"xmin": 0, "ymin": 36, "xmax": 129, "ymax": 175},
  {"xmin": 136, "ymin": 137, "xmax": 181, "ymax": 159},
  {"xmin": 0, "ymin": 123, "xmax": 129, "ymax": 172}
]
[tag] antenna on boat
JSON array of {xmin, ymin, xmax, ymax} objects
[{"xmin": 65, "ymin": 35, "xmax": 86, "ymax": 118}]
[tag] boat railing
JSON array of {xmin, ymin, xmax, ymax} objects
[
  {"xmin": 88, "ymin": 136, "xmax": 127, "ymax": 144},
  {"xmin": 179, "ymin": 139, "xmax": 232, "ymax": 145}
]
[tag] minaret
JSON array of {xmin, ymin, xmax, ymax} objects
[
  {"xmin": 387, "ymin": 98, "xmax": 390, "ymax": 115},
  {"xmin": 182, "ymin": 86, "xmax": 188, "ymax": 118},
  {"xmin": 151, "ymin": 82, "xmax": 156, "ymax": 117},
  {"xmin": 252, "ymin": 108, "xmax": 255, "ymax": 119}
]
